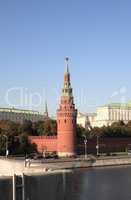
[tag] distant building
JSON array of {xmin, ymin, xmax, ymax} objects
[
  {"xmin": 0, "ymin": 107, "xmax": 46, "ymax": 123},
  {"xmin": 77, "ymin": 112, "xmax": 88, "ymax": 128},
  {"xmin": 77, "ymin": 112, "xmax": 96, "ymax": 129},
  {"xmin": 88, "ymin": 101, "xmax": 131, "ymax": 127}
]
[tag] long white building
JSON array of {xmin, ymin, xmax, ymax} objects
[
  {"xmin": 77, "ymin": 101, "xmax": 131, "ymax": 128},
  {"xmin": 0, "ymin": 107, "xmax": 46, "ymax": 123},
  {"xmin": 92, "ymin": 102, "xmax": 131, "ymax": 127}
]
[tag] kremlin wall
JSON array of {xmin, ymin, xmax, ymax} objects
[
  {"xmin": 29, "ymin": 136, "xmax": 57, "ymax": 153},
  {"xmin": 29, "ymin": 58, "xmax": 77, "ymax": 157},
  {"xmin": 27, "ymin": 59, "xmax": 131, "ymax": 156}
]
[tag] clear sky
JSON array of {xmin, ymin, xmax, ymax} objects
[{"xmin": 0, "ymin": 0, "xmax": 131, "ymax": 115}]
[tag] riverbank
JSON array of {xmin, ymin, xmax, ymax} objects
[
  {"xmin": 1, "ymin": 164, "xmax": 131, "ymax": 200},
  {"xmin": 1, "ymin": 155, "xmax": 131, "ymax": 176}
]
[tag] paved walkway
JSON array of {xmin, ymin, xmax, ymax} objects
[{"xmin": 1, "ymin": 155, "xmax": 131, "ymax": 176}]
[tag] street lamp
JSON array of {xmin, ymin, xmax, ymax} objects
[
  {"xmin": 3, "ymin": 135, "xmax": 8, "ymax": 158},
  {"xmin": 83, "ymin": 135, "xmax": 87, "ymax": 159},
  {"xmin": 96, "ymin": 135, "xmax": 99, "ymax": 156}
]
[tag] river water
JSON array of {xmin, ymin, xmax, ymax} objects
[{"xmin": 65, "ymin": 166, "xmax": 131, "ymax": 200}]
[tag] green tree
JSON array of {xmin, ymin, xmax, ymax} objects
[
  {"xmin": 21, "ymin": 120, "xmax": 33, "ymax": 135},
  {"xmin": 18, "ymin": 133, "xmax": 37, "ymax": 155}
]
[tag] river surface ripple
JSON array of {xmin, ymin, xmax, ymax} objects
[{"xmin": 65, "ymin": 166, "xmax": 131, "ymax": 200}]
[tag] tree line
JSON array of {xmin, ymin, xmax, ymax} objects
[
  {"xmin": 77, "ymin": 120, "xmax": 131, "ymax": 139},
  {"xmin": 0, "ymin": 119, "xmax": 57, "ymax": 155},
  {"xmin": 0, "ymin": 119, "xmax": 131, "ymax": 155}
]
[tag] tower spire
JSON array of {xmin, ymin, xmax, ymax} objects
[
  {"xmin": 62, "ymin": 57, "xmax": 73, "ymax": 98},
  {"xmin": 44, "ymin": 100, "xmax": 49, "ymax": 118},
  {"xmin": 65, "ymin": 57, "xmax": 69, "ymax": 74}
]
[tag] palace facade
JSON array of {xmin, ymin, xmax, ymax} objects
[
  {"xmin": 0, "ymin": 107, "xmax": 47, "ymax": 123},
  {"xmin": 77, "ymin": 102, "xmax": 131, "ymax": 128}
]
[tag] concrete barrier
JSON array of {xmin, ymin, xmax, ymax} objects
[
  {"xmin": 0, "ymin": 171, "xmax": 71, "ymax": 200},
  {"xmin": 25, "ymin": 173, "xmax": 65, "ymax": 200},
  {"xmin": 0, "ymin": 177, "xmax": 12, "ymax": 200},
  {"xmin": 93, "ymin": 157, "xmax": 131, "ymax": 167}
]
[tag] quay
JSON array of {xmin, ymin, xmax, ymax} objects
[{"xmin": 1, "ymin": 155, "xmax": 131, "ymax": 176}]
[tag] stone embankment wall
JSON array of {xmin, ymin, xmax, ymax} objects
[
  {"xmin": 0, "ymin": 158, "xmax": 53, "ymax": 176},
  {"xmin": 93, "ymin": 156, "xmax": 131, "ymax": 167},
  {"xmin": 0, "ymin": 172, "xmax": 70, "ymax": 200},
  {"xmin": 0, "ymin": 177, "xmax": 12, "ymax": 200},
  {"xmin": 1, "ymin": 157, "xmax": 131, "ymax": 200},
  {"xmin": 1, "ymin": 157, "xmax": 131, "ymax": 176}
]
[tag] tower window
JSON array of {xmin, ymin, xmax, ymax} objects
[{"xmin": 64, "ymin": 119, "xmax": 66, "ymax": 123}]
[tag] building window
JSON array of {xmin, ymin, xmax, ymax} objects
[{"xmin": 64, "ymin": 119, "xmax": 66, "ymax": 123}]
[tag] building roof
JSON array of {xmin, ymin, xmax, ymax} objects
[
  {"xmin": 102, "ymin": 101, "xmax": 131, "ymax": 109},
  {"xmin": 0, "ymin": 107, "xmax": 42, "ymax": 115}
]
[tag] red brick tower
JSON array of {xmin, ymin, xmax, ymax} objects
[{"xmin": 57, "ymin": 58, "xmax": 77, "ymax": 157}]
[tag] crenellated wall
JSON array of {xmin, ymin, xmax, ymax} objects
[{"xmin": 29, "ymin": 136, "xmax": 57, "ymax": 153}]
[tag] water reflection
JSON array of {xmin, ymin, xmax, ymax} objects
[{"xmin": 65, "ymin": 166, "xmax": 131, "ymax": 200}]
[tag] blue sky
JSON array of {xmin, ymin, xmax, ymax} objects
[{"xmin": 0, "ymin": 0, "xmax": 131, "ymax": 115}]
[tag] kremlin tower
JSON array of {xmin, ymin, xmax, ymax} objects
[
  {"xmin": 44, "ymin": 101, "xmax": 49, "ymax": 118},
  {"xmin": 57, "ymin": 58, "xmax": 77, "ymax": 157}
]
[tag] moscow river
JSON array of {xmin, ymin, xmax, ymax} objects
[{"xmin": 65, "ymin": 166, "xmax": 131, "ymax": 200}]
